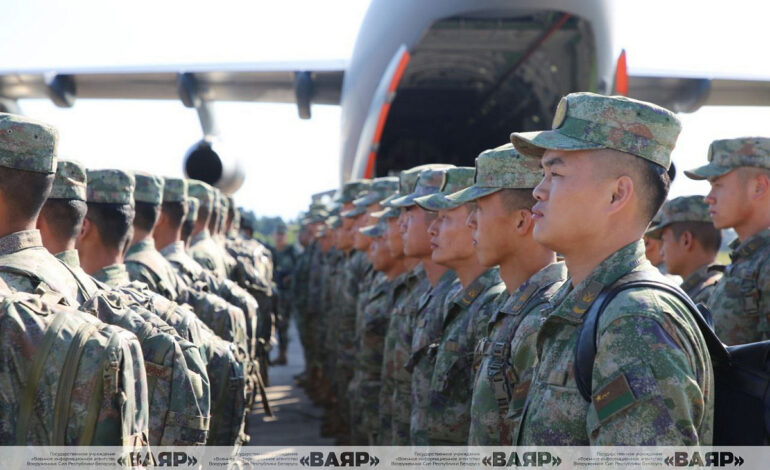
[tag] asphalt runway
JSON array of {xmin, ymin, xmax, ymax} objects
[{"xmin": 246, "ymin": 322, "xmax": 335, "ymax": 446}]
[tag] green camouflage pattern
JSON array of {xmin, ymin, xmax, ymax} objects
[
  {"xmin": 189, "ymin": 230, "xmax": 229, "ymax": 278},
  {"xmin": 414, "ymin": 167, "xmax": 474, "ymax": 211},
  {"xmin": 389, "ymin": 166, "xmax": 454, "ymax": 208},
  {"xmin": 381, "ymin": 164, "xmax": 454, "ymax": 207},
  {"xmin": 185, "ymin": 197, "xmax": 199, "ymax": 223},
  {"xmin": 125, "ymin": 238, "xmax": 184, "ymax": 301},
  {"xmin": 424, "ymin": 268, "xmax": 501, "ymax": 444},
  {"xmin": 409, "ymin": 269, "xmax": 458, "ymax": 445},
  {"xmin": 133, "ymin": 171, "xmax": 164, "ymax": 205},
  {"xmin": 685, "ymin": 137, "xmax": 770, "ymax": 180},
  {"xmin": 646, "ymin": 196, "xmax": 712, "ymax": 238},
  {"xmin": 707, "ymin": 229, "xmax": 770, "ymax": 345},
  {"xmin": 359, "ymin": 217, "xmax": 388, "ymax": 238},
  {"xmin": 469, "ymin": 262, "xmax": 567, "ymax": 445},
  {"xmin": 352, "ymin": 176, "xmax": 399, "ymax": 208},
  {"xmin": 515, "ymin": 241, "xmax": 714, "ymax": 445},
  {"xmin": 86, "ymin": 169, "xmax": 135, "ymax": 205},
  {"xmin": 335, "ymin": 179, "xmax": 372, "ymax": 203},
  {"xmin": 446, "ymin": 144, "xmax": 544, "ymax": 204},
  {"xmin": 49, "ymin": 159, "xmax": 86, "ymax": 200},
  {"xmin": 0, "ymin": 288, "xmax": 150, "ymax": 447},
  {"xmin": 0, "ymin": 112, "xmax": 58, "ymax": 174},
  {"xmin": 188, "ymin": 180, "xmax": 214, "ymax": 209},
  {"xmin": 681, "ymin": 264, "xmax": 723, "ymax": 306},
  {"xmin": 511, "ymin": 92, "xmax": 682, "ymax": 169},
  {"xmin": 163, "ymin": 176, "xmax": 188, "ymax": 203}
]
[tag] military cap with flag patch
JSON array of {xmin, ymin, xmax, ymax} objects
[
  {"xmin": 445, "ymin": 144, "xmax": 542, "ymax": 204},
  {"xmin": 188, "ymin": 180, "xmax": 214, "ymax": 209},
  {"xmin": 133, "ymin": 171, "xmax": 164, "ymax": 204},
  {"xmin": 49, "ymin": 159, "xmax": 87, "ymax": 201},
  {"xmin": 645, "ymin": 195, "xmax": 713, "ymax": 239},
  {"xmin": 389, "ymin": 166, "xmax": 455, "ymax": 208},
  {"xmin": 162, "ymin": 177, "xmax": 187, "ymax": 203},
  {"xmin": 510, "ymin": 92, "xmax": 682, "ymax": 169},
  {"xmin": 0, "ymin": 112, "xmax": 58, "ymax": 174},
  {"xmin": 86, "ymin": 169, "xmax": 135, "ymax": 205},
  {"xmin": 414, "ymin": 167, "xmax": 475, "ymax": 211},
  {"xmin": 685, "ymin": 137, "xmax": 770, "ymax": 180},
  {"xmin": 381, "ymin": 164, "xmax": 454, "ymax": 207},
  {"xmin": 185, "ymin": 196, "xmax": 199, "ymax": 224}
]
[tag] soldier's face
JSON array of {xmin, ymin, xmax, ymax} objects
[
  {"xmin": 338, "ymin": 216, "xmax": 355, "ymax": 249},
  {"xmin": 532, "ymin": 149, "xmax": 607, "ymax": 253},
  {"xmin": 470, "ymin": 192, "xmax": 518, "ymax": 266},
  {"xmin": 353, "ymin": 212, "xmax": 373, "ymax": 251},
  {"xmin": 660, "ymin": 227, "xmax": 687, "ymax": 276},
  {"xmin": 386, "ymin": 218, "xmax": 405, "ymax": 259},
  {"xmin": 705, "ymin": 169, "xmax": 752, "ymax": 230},
  {"xmin": 371, "ymin": 238, "xmax": 394, "ymax": 272},
  {"xmin": 403, "ymin": 206, "xmax": 434, "ymax": 258},
  {"xmin": 428, "ymin": 205, "xmax": 475, "ymax": 266},
  {"xmin": 643, "ymin": 236, "xmax": 663, "ymax": 266}
]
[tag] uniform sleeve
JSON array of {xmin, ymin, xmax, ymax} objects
[{"xmin": 588, "ymin": 294, "xmax": 710, "ymax": 445}]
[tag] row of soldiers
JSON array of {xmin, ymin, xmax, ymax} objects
[
  {"xmin": 289, "ymin": 91, "xmax": 770, "ymax": 446},
  {"xmin": 0, "ymin": 113, "xmax": 277, "ymax": 449}
]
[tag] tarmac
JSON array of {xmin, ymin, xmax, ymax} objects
[{"xmin": 246, "ymin": 322, "xmax": 335, "ymax": 446}]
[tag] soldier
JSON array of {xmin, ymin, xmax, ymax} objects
[
  {"xmin": 685, "ymin": 137, "xmax": 770, "ymax": 345},
  {"xmin": 411, "ymin": 166, "xmax": 504, "ymax": 445},
  {"xmin": 509, "ymin": 92, "xmax": 713, "ymax": 445},
  {"xmin": 645, "ymin": 196, "xmax": 723, "ymax": 304},
  {"xmin": 442, "ymin": 144, "xmax": 566, "ymax": 445},
  {"xmin": 273, "ymin": 221, "xmax": 301, "ymax": 365},
  {"xmin": 188, "ymin": 180, "xmax": 229, "ymax": 277}
]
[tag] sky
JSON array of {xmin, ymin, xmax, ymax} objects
[{"xmin": 2, "ymin": 0, "xmax": 770, "ymax": 219}]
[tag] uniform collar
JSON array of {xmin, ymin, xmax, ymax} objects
[
  {"xmin": 499, "ymin": 262, "xmax": 567, "ymax": 316},
  {"xmin": 449, "ymin": 267, "xmax": 500, "ymax": 309},
  {"xmin": 729, "ymin": 228, "xmax": 770, "ymax": 262},
  {"xmin": 126, "ymin": 237, "xmax": 156, "ymax": 257},
  {"xmin": 680, "ymin": 263, "xmax": 716, "ymax": 293},
  {"xmin": 159, "ymin": 240, "xmax": 186, "ymax": 257},
  {"xmin": 0, "ymin": 229, "xmax": 43, "ymax": 256},
  {"xmin": 93, "ymin": 263, "xmax": 131, "ymax": 286},
  {"xmin": 190, "ymin": 229, "xmax": 211, "ymax": 245},
  {"xmin": 551, "ymin": 240, "xmax": 647, "ymax": 321},
  {"xmin": 54, "ymin": 249, "xmax": 81, "ymax": 269}
]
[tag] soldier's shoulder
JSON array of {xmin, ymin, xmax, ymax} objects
[{"xmin": 598, "ymin": 284, "xmax": 693, "ymax": 335}]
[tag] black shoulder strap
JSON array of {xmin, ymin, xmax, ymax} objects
[{"xmin": 574, "ymin": 270, "xmax": 725, "ymax": 402}]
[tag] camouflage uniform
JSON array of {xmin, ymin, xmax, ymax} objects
[
  {"xmin": 685, "ymin": 138, "xmax": 770, "ymax": 345},
  {"xmin": 188, "ymin": 181, "xmax": 229, "ymax": 278},
  {"xmin": 426, "ymin": 268, "xmax": 502, "ymax": 445},
  {"xmin": 510, "ymin": 92, "xmax": 715, "ymax": 445}
]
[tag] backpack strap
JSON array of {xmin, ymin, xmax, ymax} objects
[
  {"xmin": 78, "ymin": 329, "xmax": 123, "ymax": 445},
  {"xmin": 0, "ymin": 264, "xmax": 79, "ymax": 307},
  {"xmin": 125, "ymin": 251, "xmax": 177, "ymax": 300},
  {"xmin": 55, "ymin": 258, "xmax": 100, "ymax": 302},
  {"xmin": 574, "ymin": 270, "xmax": 726, "ymax": 402}
]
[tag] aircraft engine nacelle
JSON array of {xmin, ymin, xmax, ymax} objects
[{"xmin": 183, "ymin": 138, "xmax": 245, "ymax": 194}]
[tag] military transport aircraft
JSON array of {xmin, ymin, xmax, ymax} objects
[{"xmin": 1, "ymin": 0, "xmax": 768, "ymax": 193}]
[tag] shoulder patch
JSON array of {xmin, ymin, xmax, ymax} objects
[{"xmin": 592, "ymin": 373, "xmax": 635, "ymax": 424}]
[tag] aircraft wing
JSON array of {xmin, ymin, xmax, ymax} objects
[{"xmin": 0, "ymin": 60, "xmax": 346, "ymax": 118}]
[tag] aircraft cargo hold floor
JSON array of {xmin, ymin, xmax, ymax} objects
[{"xmin": 246, "ymin": 323, "xmax": 335, "ymax": 446}]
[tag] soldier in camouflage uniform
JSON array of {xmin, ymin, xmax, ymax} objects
[
  {"xmin": 188, "ymin": 181, "xmax": 230, "ymax": 277},
  {"xmin": 273, "ymin": 221, "xmax": 301, "ymax": 365},
  {"xmin": 409, "ymin": 167, "xmax": 503, "ymax": 445},
  {"xmin": 443, "ymin": 144, "xmax": 566, "ymax": 445},
  {"xmin": 389, "ymin": 167, "xmax": 460, "ymax": 445},
  {"xmin": 686, "ymin": 137, "xmax": 770, "ymax": 345},
  {"xmin": 509, "ymin": 92, "xmax": 713, "ymax": 445},
  {"xmin": 645, "ymin": 196, "xmax": 723, "ymax": 304}
]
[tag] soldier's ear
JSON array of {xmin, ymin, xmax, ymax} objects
[
  {"xmin": 681, "ymin": 231, "xmax": 693, "ymax": 250},
  {"xmin": 607, "ymin": 175, "xmax": 634, "ymax": 214},
  {"xmin": 77, "ymin": 217, "xmax": 92, "ymax": 245},
  {"xmin": 514, "ymin": 209, "xmax": 534, "ymax": 235}
]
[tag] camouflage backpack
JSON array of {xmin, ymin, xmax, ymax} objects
[
  {"xmin": 0, "ymin": 289, "xmax": 149, "ymax": 447},
  {"xmin": 84, "ymin": 291, "xmax": 211, "ymax": 446}
]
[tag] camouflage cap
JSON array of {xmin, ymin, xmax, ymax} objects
[
  {"xmin": 326, "ymin": 215, "xmax": 342, "ymax": 229},
  {"xmin": 0, "ymin": 113, "xmax": 58, "ymax": 174},
  {"xmin": 315, "ymin": 225, "xmax": 328, "ymax": 238},
  {"xmin": 133, "ymin": 172, "xmax": 164, "ymax": 205},
  {"xmin": 684, "ymin": 137, "xmax": 770, "ymax": 180},
  {"xmin": 185, "ymin": 196, "xmax": 199, "ymax": 224},
  {"xmin": 360, "ymin": 217, "xmax": 388, "ymax": 238},
  {"xmin": 414, "ymin": 167, "xmax": 475, "ymax": 211},
  {"xmin": 645, "ymin": 195, "xmax": 712, "ymax": 238},
  {"xmin": 445, "ymin": 144, "xmax": 542, "ymax": 204},
  {"xmin": 49, "ymin": 159, "xmax": 87, "ymax": 201},
  {"xmin": 188, "ymin": 180, "xmax": 214, "ymax": 209},
  {"xmin": 86, "ymin": 169, "xmax": 135, "ymax": 205},
  {"xmin": 340, "ymin": 205, "xmax": 367, "ymax": 219},
  {"xmin": 389, "ymin": 166, "xmax": 455, "ymax": 208},
  {"xmin": 162, "ymin": 177, "xmax": 187, "ymax": 203},
  {"xmin": 370, "ymin": 206, "xmax": 400, "ymax": 220},
  {"xmin": 335, "ymin": 179, "xmax": 372, "ymax": 203},
  {"xmin": 381, "ymin": 164, "xmax": 455, "ymax": 207},
  {"xmin": 510, "ymin": 92, "xmax": 682, "ymax": 169},
  {"xmin": 353, "ymin": 176, "xmax": 399, "ymax": 208}
]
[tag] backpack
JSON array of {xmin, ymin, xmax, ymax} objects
[
  {"xmin": 84, "ymin": 291, "xmax": 211, "ymax": 446},
  {"xmin": 574, "ymin": 270, "xmax": 770, "ymax": 445},
  {"xmin": 0, "ymin": 291, "xmax": 149, "ymax": 447}
]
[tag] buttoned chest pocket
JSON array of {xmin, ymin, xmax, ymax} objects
[{"xmin": 432, "ymin": 342, "xmax": 473, "ymax": 400}]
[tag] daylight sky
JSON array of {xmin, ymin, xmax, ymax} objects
[{"xmin": 2, "ymin": 0, "xmax": 769, "ymax": 219}]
